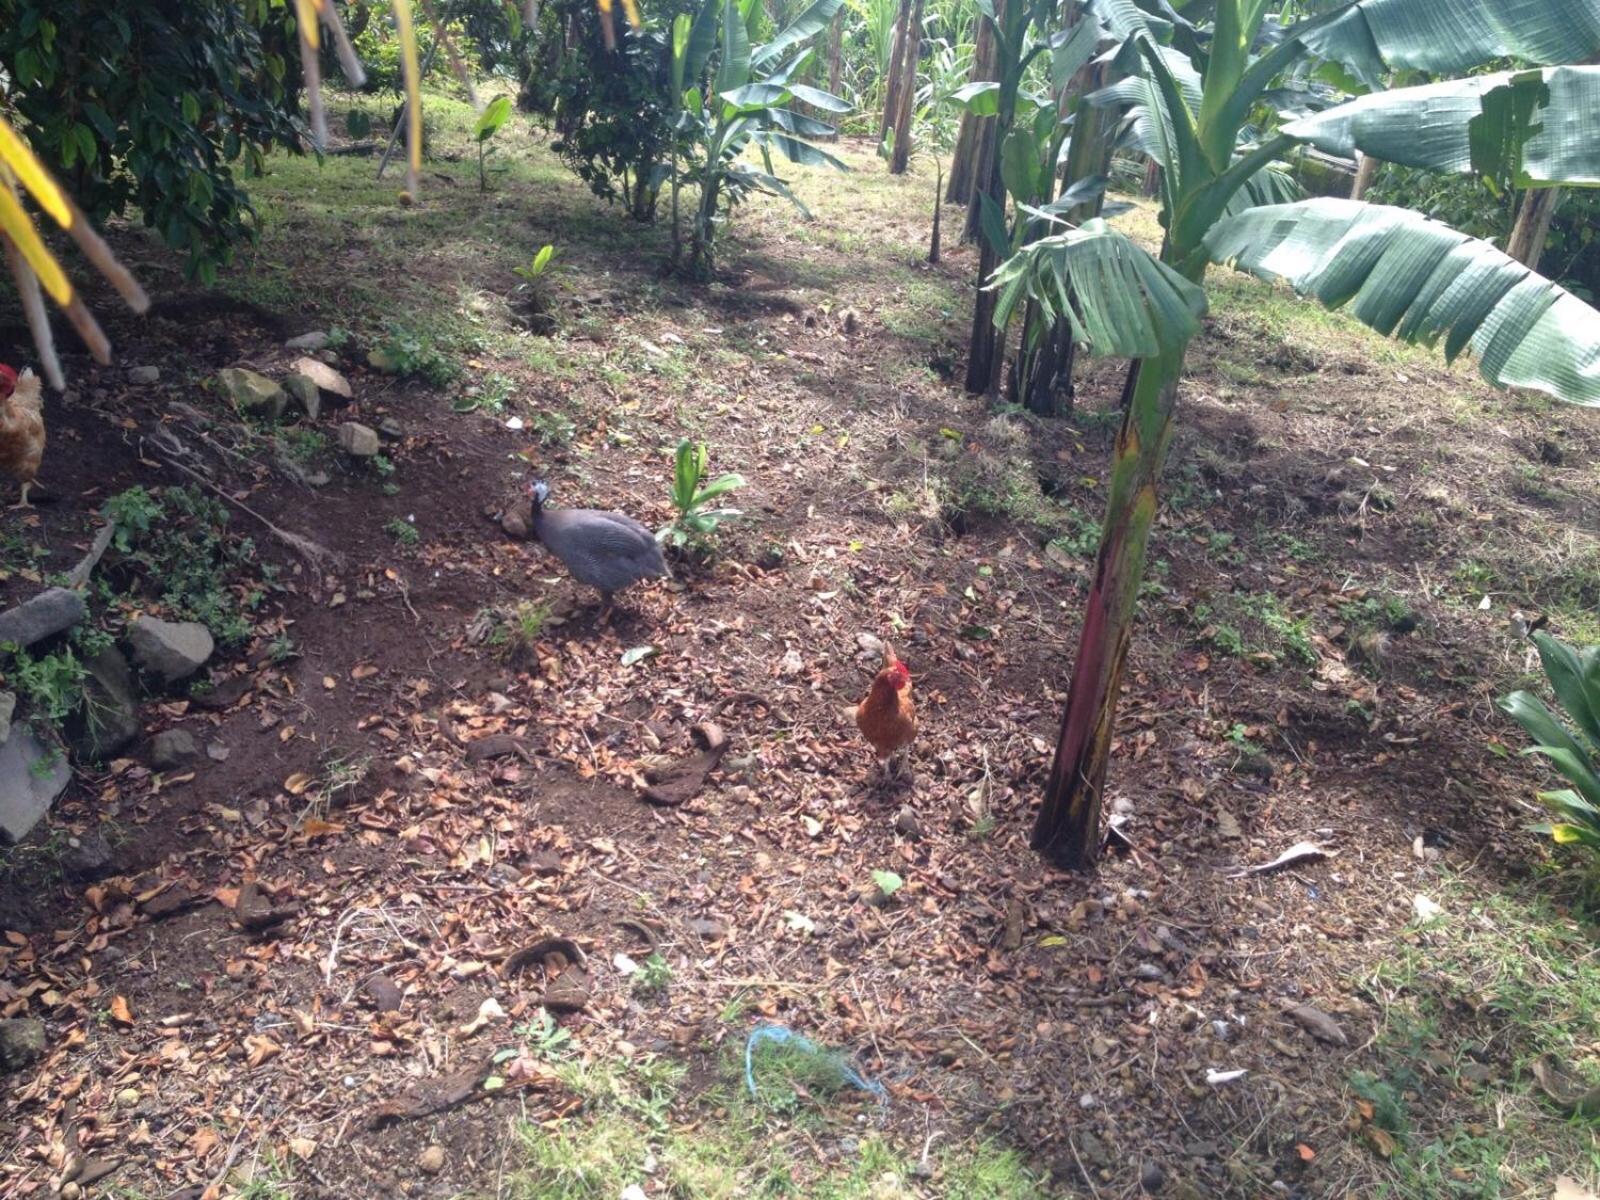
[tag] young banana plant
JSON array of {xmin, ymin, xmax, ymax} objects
[{"xmin": 999, "ymin": 0, "xmax": 1600, "ymax": 869}]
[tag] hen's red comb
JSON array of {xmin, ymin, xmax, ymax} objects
[{"xmin": 0, "ymin": 365, "xmax": 16, "ymax": 396}]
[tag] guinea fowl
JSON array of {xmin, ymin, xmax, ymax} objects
[{"xmin": 525, "ymin": 480, "xmax": 668, "ymax": 618}]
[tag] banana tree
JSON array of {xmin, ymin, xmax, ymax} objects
[
  {"xmin": 670, "ymin": 0, "xmax": 851, "ymax": 276},
  {"xmin": 996, "ymin": 0, "xmax": 1600, "ymax": 869}
]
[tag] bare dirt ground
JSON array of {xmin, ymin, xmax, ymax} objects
[{"xmin": 4, "ymin": 100, "xmax": 1600, "ymax": 1199}]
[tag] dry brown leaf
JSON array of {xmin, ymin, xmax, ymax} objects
[
  {"xmin": 284, "ymin": 772, "xmax": 314, "ymax": 796},
  {"xmin": 300, "ymin": 819, "xmax": 346, "ymax": 839},
  {"xmin": 245, "ymin": 1034, "xmax": 283, "ymax": 1067},
  {"xmin": 352, "ymin": 664, "xmax": 379, "ymax": 679},
  {"xmin": 1555, "ymin": 1178, "xmax": 1600, "ymax": 1200},
  {"xmin": 191, "ymin": 1127, "xmax": 220, "ymax": 1159},
  {"xmin": 288, "ymin": 1136, "xmax": 318, "ymax": 1160},
  {"xmin": 213, "ymin": 886, "xmax": 240, "ymax": 909},
  {"xmin": 457, "ymin": 996, "xmax": 506, "ymax": 1037},
  {"xmin": 109, "ymin": 995, "xmax": 133, "ymax": 1026}
]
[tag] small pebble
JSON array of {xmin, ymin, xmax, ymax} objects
[
  {"xmin": 1078, "ymin": 1093, "xmax": 1098, "ymax": 1110},
  {"xmin": 1140, "ymin": 1159, "xmax": 1166, "ymax": 1193}
]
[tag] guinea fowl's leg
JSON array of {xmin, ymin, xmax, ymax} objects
[{"xmin": 598, "ymin": 591, "xmax": 615, "ymax": 625}]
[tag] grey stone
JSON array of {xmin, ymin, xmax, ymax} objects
[
  {"xmin": 127, "ymin": 365, "xmax": 161, "ymax": 385},
  {"xmin": 893, "ymin": 805, "xmax": 924, "ymax": 840},
  {"xmin": 0, "ymin": 1019, "xmax": 47, "ymax": 1073},
  {"xmin": 337, "ymin": 422, "xmax": 381, "ymax": 458},
  {"xmin": 283, "ymin": 374, "xmax": 322, "ymax": 420},
  {"xmin": 285, "ymin": 330, "xmax": 331, "ymax": 351},
  {"xmin": 290, "ymin": 356, "xmax": 352, "ymax": 399},
  {"xmin": 72, "ymin": 647, "xmax": 141, "ymax": 762},
  {"xmin": 0, "ymin": 587, "xmax": 87, "ymax": 649},
  {"xmin": 218, "ymin": 368, "xmax": 287, "ymax": 421},
  {"xmin": 149, "ymin": 728, "xmax": 200, "ymax": 769},
  {"xmin": 377, "ymin": 417, "xmax": 403, "ymax": 440},
  {"xmin": 0, "ymin": 729, "xmax": 70, "ymax": 844},
  {"xmin": 62, "ymin": 829, "xmax": 114, "ymax": 881},
  {"xmin": 0, "ymin": 691, "xmax": 13, "ymax": 744},
  {"xmin": 128, "ymin": 617, "xmax": 214, "ymax": 683}
]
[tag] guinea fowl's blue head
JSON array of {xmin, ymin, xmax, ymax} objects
[{"xmin": 525, "ymin": 480, "xmax": 551, "ymax": 508}]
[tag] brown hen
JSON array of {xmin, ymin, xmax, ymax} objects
[
  {"xmin": 0, "ymin": 365, "xmax": 44, "ymax": 508},
  {"xmin": 854, "ymin": 645, "xmax": 916, "ymax": 777}
]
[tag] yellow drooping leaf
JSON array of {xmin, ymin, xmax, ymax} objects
[
  {"xmin": 0, "ymin": 119, "xmax": 71, "ymax": 226},
  {"xmin": 0, "ymin": 184, "xmax": 72, "ymax": 305}
]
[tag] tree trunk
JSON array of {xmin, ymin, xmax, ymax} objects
[
  {"xmin": 945, "ymin": 10, "xmax": 997, "ymax": 206},
  {"xmin": 965, "ymin": 145, "xmax": 1007, "ymax": 395},
  {"xmin": 962, "ymin": 116, "xmax": 999, "ymax": 242},
  {"xmin": 879, "ymin": 0, "xmax": 913, "ymax": 147},
  {"xmin": 1033, "ymin": 349, "xmax": 1183, "ymax": 867},
  {"xmin": 818, "ymin": 11, "xmax": 843, "ymax": 142},
  {"xmin": 1012, "ymin": 21, "xmax": 1107, "ymax": 412},
  {"xmin": 929, "ymin": 159, "xmax": 943, "ymax": 263},
  {"xmin": 1349, "ymin": 151, "xmax": 1380, "ymax": 200},
  {"xmin": 888, "ymin": 0, "xmax": 925, "ymax": 174},
  {"xmin": 1507, "ymin": 186, "xmax": 1564, "ymax": 271},
  {"xmin": 1141, "ymin": 157, "xmax": 1161, "ymax": 197}
]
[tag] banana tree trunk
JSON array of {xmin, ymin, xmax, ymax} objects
[
  {"xmin": 948, "ymin": 0, "xmax": 999, "ymax": 208},
  {"xmin": 880, "ymin": 0, "xmax": 913, "ymax": 145},
  {"xmin": 1033, "ymin": 347, "xmax": 1184, "ymax": 867},
  {"xmin": 888, "ymin": 0, "xmax": 926, "ymax": 174},
  {"xmin": 965, "ymin": 140, "xmax": 1007, "ymax": 395},
  {"xmin": 822, "ymin": 12, "xmax": 844, "ymax": 140}
]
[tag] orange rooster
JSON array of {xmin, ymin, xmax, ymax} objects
[
  {"xmin": 854, "ymin": 645, "xmax": 917, "ymax": 778},
  {"xmin": 0, "ymin": 365, "xmax": 44, "ymax": 509}
]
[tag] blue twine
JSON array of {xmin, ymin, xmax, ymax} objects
[{"xmin": 743, "ymin": 1023, "xmax": 888, "ymax": 1103}]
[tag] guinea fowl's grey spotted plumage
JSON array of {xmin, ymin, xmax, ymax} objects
[{"xmin": 529, "ymin": 482, "xmax": 668, "ymax": 603}]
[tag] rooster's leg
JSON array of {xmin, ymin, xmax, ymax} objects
[{"xmin": 8, "ymin": 481, "xmax": 32, "ymax": 510}]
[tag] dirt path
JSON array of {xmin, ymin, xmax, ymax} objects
[{"xmin": 4, "ymin": 105, "xmax": 1600, "ymax": 1199}]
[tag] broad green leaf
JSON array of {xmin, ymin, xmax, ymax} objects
[
  {"xmin": 715, "ymin": 0, "xmax": 751, "ymax": 95},
  {"xmin": 1294, "ymin": 0, "xmax": 1600, "ymax": 85},
  {"xmin": 988, "ymin": 218, "xmax": 1208, "ymax": 357},
  {"xmin": 1205, "ymin": 199, "xmax": 1600, "ymax": 406},
  {"xmin": 1283, "ymin": 67, "xmax": 1600, "ymax": 188},
  {"xmin": 767, "ymin": 108, "xmax": 838, "ymax": 139},
  {"xmin": 720, "ymin": 82, "xmax": 792, "ymax": 110},
  {"xmin": 752, "ymin": 0, "xmax": 845, "ymax": 68},
  {"xmin": 682, "ymin": 0, "xmax": 724, "ymax": 88},
  {"xmin": 1531, "ymin": 631, "xmax": 1600, "ymax": 750},
  {"xmin": 871, "ymin": 870, "xmax": 904, "ymax": 896},
  {"xmin": 692, "ymin": 472, "xmax": 747, "ymax": 504},
  {"xmin": 1501, "ymin": 689, "xmax": 1594, "ymax": 767},
  {"xmin": 950, "ymin": 81, "xmax": 1003, "ymax": 116},
  {"xmin": 753, "ymin": 131, "xmax": 850, "ymax": 169},
  {"xmin": 671, "ymin": 13, "xmax": 694, "ymax": 96},
  {"xmin": 474, "ymin": 95, "xmax": 513, "ymax": 142},
  {"xmin": 785, "ymin": 83, "xmax": 852, "ymax": 113}
]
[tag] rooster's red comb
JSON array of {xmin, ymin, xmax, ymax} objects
[{"xmin": 0, "ymin": 365, "xmax": 16, "ymax": 395}]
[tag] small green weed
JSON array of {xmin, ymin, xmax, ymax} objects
[
  {"xmin": 377, "ymin": 324, "xmax": 460, "ymax": 387},
  {"xmin": 660, "ymin": 440, "xmax": 747, "ymax": 551},
  {"xmin": 385, "ymin": 517, "xmax": 420, "ymax": 547},
  {"xmin": 632, "ymin": 952, "xmax": 673, "ymax": 996}
]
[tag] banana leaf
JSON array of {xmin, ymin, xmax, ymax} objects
[{"xmin": 1206, "ymin": 199, "xmax": 1600, "ymax": 406}]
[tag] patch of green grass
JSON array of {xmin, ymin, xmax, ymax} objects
[
  {"xmin": 1353, "ymin": 875, "xmax": 1600, "ymax": 1198},
  {"xmin": 509, "ymin": 1042, "xmax": 1051, "ymax": 1200}
]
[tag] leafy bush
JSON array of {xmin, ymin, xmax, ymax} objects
[
  {"xmin": 1499, "ymin": 632, "xmax": 1600, "ymax": 850},
  {"xmin": 659, "ymin": 440, "xmax": 745, "ymax": 549},
  {"xmin": 0, "ymin": 0, "xmax": 304, "ymax": 282},
  {"xmin": 522, "ymin": 0, "xmax": 699, "ymax": 222}
]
